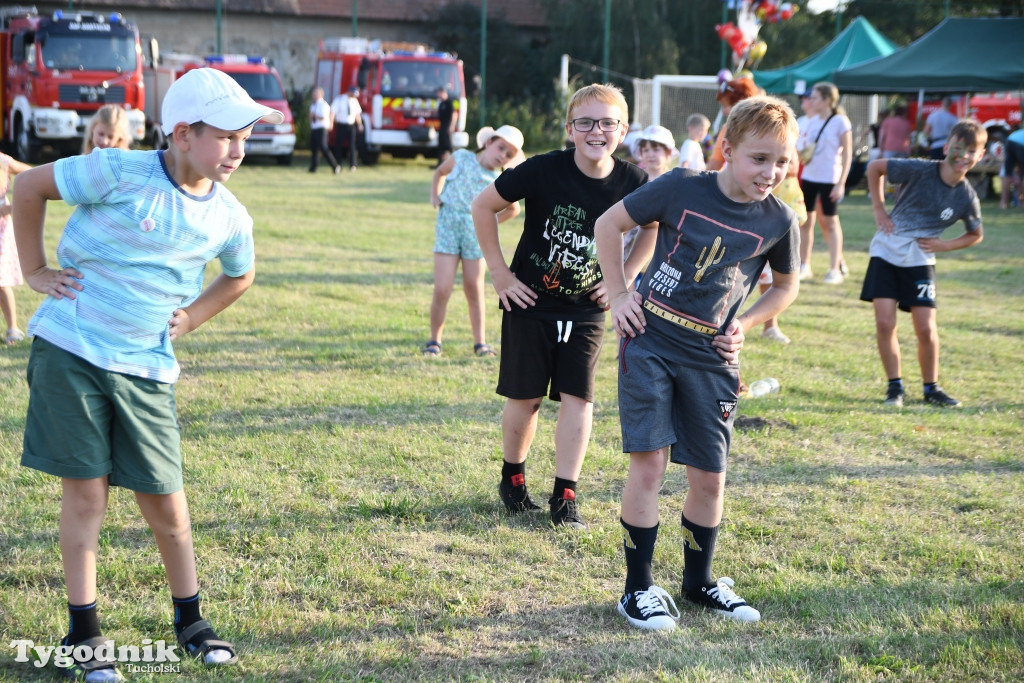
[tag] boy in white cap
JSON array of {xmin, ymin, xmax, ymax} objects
[{"xmin": 13, "ymin": 66, "xmax": 282, "ymax": 681}]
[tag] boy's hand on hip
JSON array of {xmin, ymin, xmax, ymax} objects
[
  {"xmin": 168, "ymin": 308, "xmax": 194, "ymax": 341},
  {"xmin": 26, "ymin": 266, "xmax": 83, "ymax": 300},
  {"xmin": 712, "ymin": 318, "xmax": 745, "ymax": 364},
  {"xmin": 587, "ymin": 282, "xmax": 611, "ymax": 311},
  {"xmin": 491, "ymin": 269, "xmax": 537, "ymax": 311},
  {"xmin": 610, "ymin": 291, "xmax": 645, "ymax": 338}
]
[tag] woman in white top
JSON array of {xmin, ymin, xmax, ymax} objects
[{"xmin": 797, "ymin": 82, "xmax": 852, "ymax": 284}]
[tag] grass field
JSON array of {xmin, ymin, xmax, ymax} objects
[{"xmin": 1, "ymin": 152, "xmax": 1022, "ymax": 682}]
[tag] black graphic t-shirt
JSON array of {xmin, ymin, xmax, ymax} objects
[
  {"xmin": 623, "ymin": 169, "xmax": 799, "ymax": 368},
  {"xmin": 494, "ymin": 149, "xmax": 647, "ymax": 321}
]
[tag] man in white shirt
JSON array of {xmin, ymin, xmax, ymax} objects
[
  {"xmin": 331, "ymin": 86, "xmax": 364, "ymax": 171},
  {"xmin": 309, "ymin": 87, "xmax": 340, "ymax": 174}
]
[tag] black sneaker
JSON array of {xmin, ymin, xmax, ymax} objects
[
  {"xmin": 549, "ymin": 490, "xmax": 586, "ymax": 529},
  {"xmin": 684, "ymin": 577, "xmax": 761, "ymax": 622},
  {"xmin": 884, "ymin": 385, "xmax": 905, "ymax": 407},
  {"xmin": 924, "ymin": 388, "xmax": 962, "ymax": 407},
  {"xmin": 499, "ymin": 474, "xmax": 540, "ymax": 513},
  {"xmin": 618, "ymin": 586, "xmax": 680, "ymax": 631}
]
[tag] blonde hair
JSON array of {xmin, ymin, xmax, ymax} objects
[
  {"xmin": 82, "ymin": 105, "xmax": 131, "ymax": 154},
  {"xmin": 566, "ymin": 83, "xmax": 628, "ymax": 124},
  {"xmin": 812, "ymin": 82, "xmax": 846, "ymax": 117},
  {"xmin": 723, "ymin": 95, "xmax": 798, "ymax": 149}
]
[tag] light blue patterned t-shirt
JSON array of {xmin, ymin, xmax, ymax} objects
[{"xmin": 28, "ymin": 148, "xmax": 255, "ymax": 383}]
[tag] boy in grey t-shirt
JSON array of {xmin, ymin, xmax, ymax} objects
[
  {"xmin": 595, "ymin": 96, "xmax": 800, "ymax": 630},
  {"xmin": 860, "ymin": 120, "xmax": 986, "ymax": 408}
]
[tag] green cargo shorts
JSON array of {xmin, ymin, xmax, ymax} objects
[{"xmin": 21, "ymin": 338, "xmax": 184, "ymax": 494}]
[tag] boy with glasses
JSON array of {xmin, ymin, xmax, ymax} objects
[{"xmin": 472, "ymin": 84, "xmax": 655, "ymax": 528}]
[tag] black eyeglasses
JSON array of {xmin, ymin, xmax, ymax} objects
[{"xmin": 569, "ymin": 118, "xmax": 621, "ymax": 133}]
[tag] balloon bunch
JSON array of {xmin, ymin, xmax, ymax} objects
[
  {"xmin": 754, "ymin": 1, "xmax": 798, "ymax": 23},
  {"xmin": 715, "ymin": 1, "xmax": 800, "ymax": 69}
]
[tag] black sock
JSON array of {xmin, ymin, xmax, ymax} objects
[
  {"xmin": 889, "ymin": 377, "xmax": 904, "ymax": 390},
  {"xmin": 923, "ymin": 382, "xmax": 938, "ymax": 395},
  {"xmin": 65, "ymin": 601, "xmax": 101, "ymax": 646},
  {"xmin": 622, "ymin": 519, "xmax": 658, "ymax": 594},
  {"xmin": 552, "ymin": 477, "xmax": 577, "ymax": 501},
  {"xmin": 172, "ymin": 592, "xmax": 202, "ymax": 635},
  {"xmin": 681, "ymin": 513, "xmax": 719, "ymax": 592},
  {"xmin": 501, "ymin": 460, "xmax": 526, "ymax": 485}
]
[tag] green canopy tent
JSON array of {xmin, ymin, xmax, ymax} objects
[
  {"xmin": 752, "ymin": 16, "xmax": 897, "ymax": 94},
  {"xmin": 832, "ymin": 17, "xmax": 1024, "ymax": 93}
]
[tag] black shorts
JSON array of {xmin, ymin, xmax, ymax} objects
[
  {"xmin": 496, "ymin": 313, "xmax": 604, "ymax": 402},
  {"xmin": 800, "ymin": 179, "xmax": 840, "ymax": 216},
  {"xmin": 860, "ymin": 257, "xmax": 937, "ymax": 312}
]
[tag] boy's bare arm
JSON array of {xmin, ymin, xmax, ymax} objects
[
  {"xmin": 472, "ymin": 184, "xmax": 536, "ymax": 310},
  {"xmin": 867, "ymin": 159, "xmax": 895, "ymax": 232},
  {"xmin": 918, "ymin": 225, "xmax": 983, "ymax": 254},
  {"xmin": 168, "ymin": 268, "xmax": 255, "ymax": 341},
  {"xmin": 595, "ymin": 202, "xmax": 647, "ymax": 337},
  {"xmin": 12, "ymin": 164, "xmax": 85, "ymax": 300},
  {"xmin": 736, "ymin": 270, "xmax": 799, "ymax": 334}
]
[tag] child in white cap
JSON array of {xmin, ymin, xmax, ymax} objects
[
  {"xmin": 425, "ymin": 125, "xmax": 524, "ymax": 357},
  {"xmin": 12, "ymin": 66, "xmax": 282, "ymax": 680}
]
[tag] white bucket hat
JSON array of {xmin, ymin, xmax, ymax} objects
[
  {"xmin": 475, "ymin": 125, "xmax": 524, "ymax": 154},
  {"xmin": 161, "ymin": 67, "xmax": 284, "ymax": 135},
  {"xmin": 631, "ymin": 124, "xmax": 677, "ymax": 159}
]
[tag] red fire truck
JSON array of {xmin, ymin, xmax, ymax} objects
[
  {"xmin": 314, "ymin": 37, "xmax": 468, "ymax": 165},
  {"xmin": 0, "ymin": 6, "xmax": 146, "ymax": 161},
  {"xmin": 145, "ymin": 53, "xmax": 296, "ymax": 164}
]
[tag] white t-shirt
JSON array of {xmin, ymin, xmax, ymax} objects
[
  {"xmin": 800, "ymin": 113, "xmax": 852, "ymax": 184},
  {"xmin": 309, "ymin": 98, "xmax": 331, "ymax": 130},
  {"xmin": 678, "ymin": 138, "xmax": 706, "ymax": 171}
]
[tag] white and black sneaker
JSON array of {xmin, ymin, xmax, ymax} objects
[
  {"xmin": 617, "ymin": 586, "xmax": 680, "ymax": 631},
  {"xmin": 684, "ymin": 577, "xmax": 760, "ymax": 622}
]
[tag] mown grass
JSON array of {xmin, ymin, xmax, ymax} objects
[{"xmin": 1, "ymin": 152, "xmax": 1022, "ymax": 682}]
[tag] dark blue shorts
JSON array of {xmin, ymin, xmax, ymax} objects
[
  {"xmin": 860, "ymin": 257, "xmax": 937, "ymax": 312},
  {"xmin": 617, "ymin": 338, "xmax": 740, "ymax": 473}
]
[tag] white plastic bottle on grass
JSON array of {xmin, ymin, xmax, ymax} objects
[{"xmin": 748, "ymin": 378, "xmax": 780, "ymax": 398}]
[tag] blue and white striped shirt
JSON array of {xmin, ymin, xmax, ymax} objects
[{"xmin": 28, "ymin": 148, "xmax": 255, "ymax": 383}]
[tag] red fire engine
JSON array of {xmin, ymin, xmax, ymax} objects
[
  {"xmin": 145, "ymin": 52, "xmax": 296, "ymax": 164},
  {"xmin": 315, "ymin": 37, "xmax": 468, "ymax": 165},
  {"xmin": 0, "ymin": 6, "xmax": 146, "ymax": 161}
]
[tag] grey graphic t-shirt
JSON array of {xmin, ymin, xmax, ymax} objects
[{"xmin": 623, "ymin": 169, "xmax": 799, "ymax": 367}]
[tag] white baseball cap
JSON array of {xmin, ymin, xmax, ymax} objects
[{"xmin": 161, "ymin": 67, "xmax": 284, "ymax": 135}]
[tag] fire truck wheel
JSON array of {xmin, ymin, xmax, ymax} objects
[{"xmin": 14, "ymin": 118, "xmax": 40, "ymax": 163}]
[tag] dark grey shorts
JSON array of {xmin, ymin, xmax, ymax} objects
[{"xmin": 617, "ymin": 337, "xmax": 740, "ymax": 473}]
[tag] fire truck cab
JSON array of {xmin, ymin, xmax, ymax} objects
[
  {"xmin": 0, "ymin": 6, "xmax": 146, "ymax": 161},
  {"xmin": 315, "ymin": 37, "xmax": 468, "ymax": 165}
]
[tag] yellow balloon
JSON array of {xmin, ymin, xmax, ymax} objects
[
  {"xmin": 735, "ymin": 69, "xmax": 754, "ymax": 81},
  {"xmin": 749, "ymin": 40, "xmax": 768, "ymax": 61}
]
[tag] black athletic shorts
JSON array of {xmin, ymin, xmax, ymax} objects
[
  {"xmin": 860, "ymin": 256, "xmax": 937, "ymax": 312},
  {"xmin": 800, "ymin": 179, "xmax": 840, "ymax": 216},
  {"xmin": 496, "ymin": 313, "xmax": 604, "ymax": 402}
]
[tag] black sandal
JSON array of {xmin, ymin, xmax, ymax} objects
[
  {"xmin": 177, "ymin": 619, "xmax": 237, "ymax": 665},
  {"xmin": 422, "ymin": 340, "xmax": 442, "ymax": 357},
  {"xmin": 57, "ymin": 636, "xmax": 122, "ymax": 682},
  {"xmin": 474, "ymin": 343, "xmax": 496, "ymax": 357}
]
